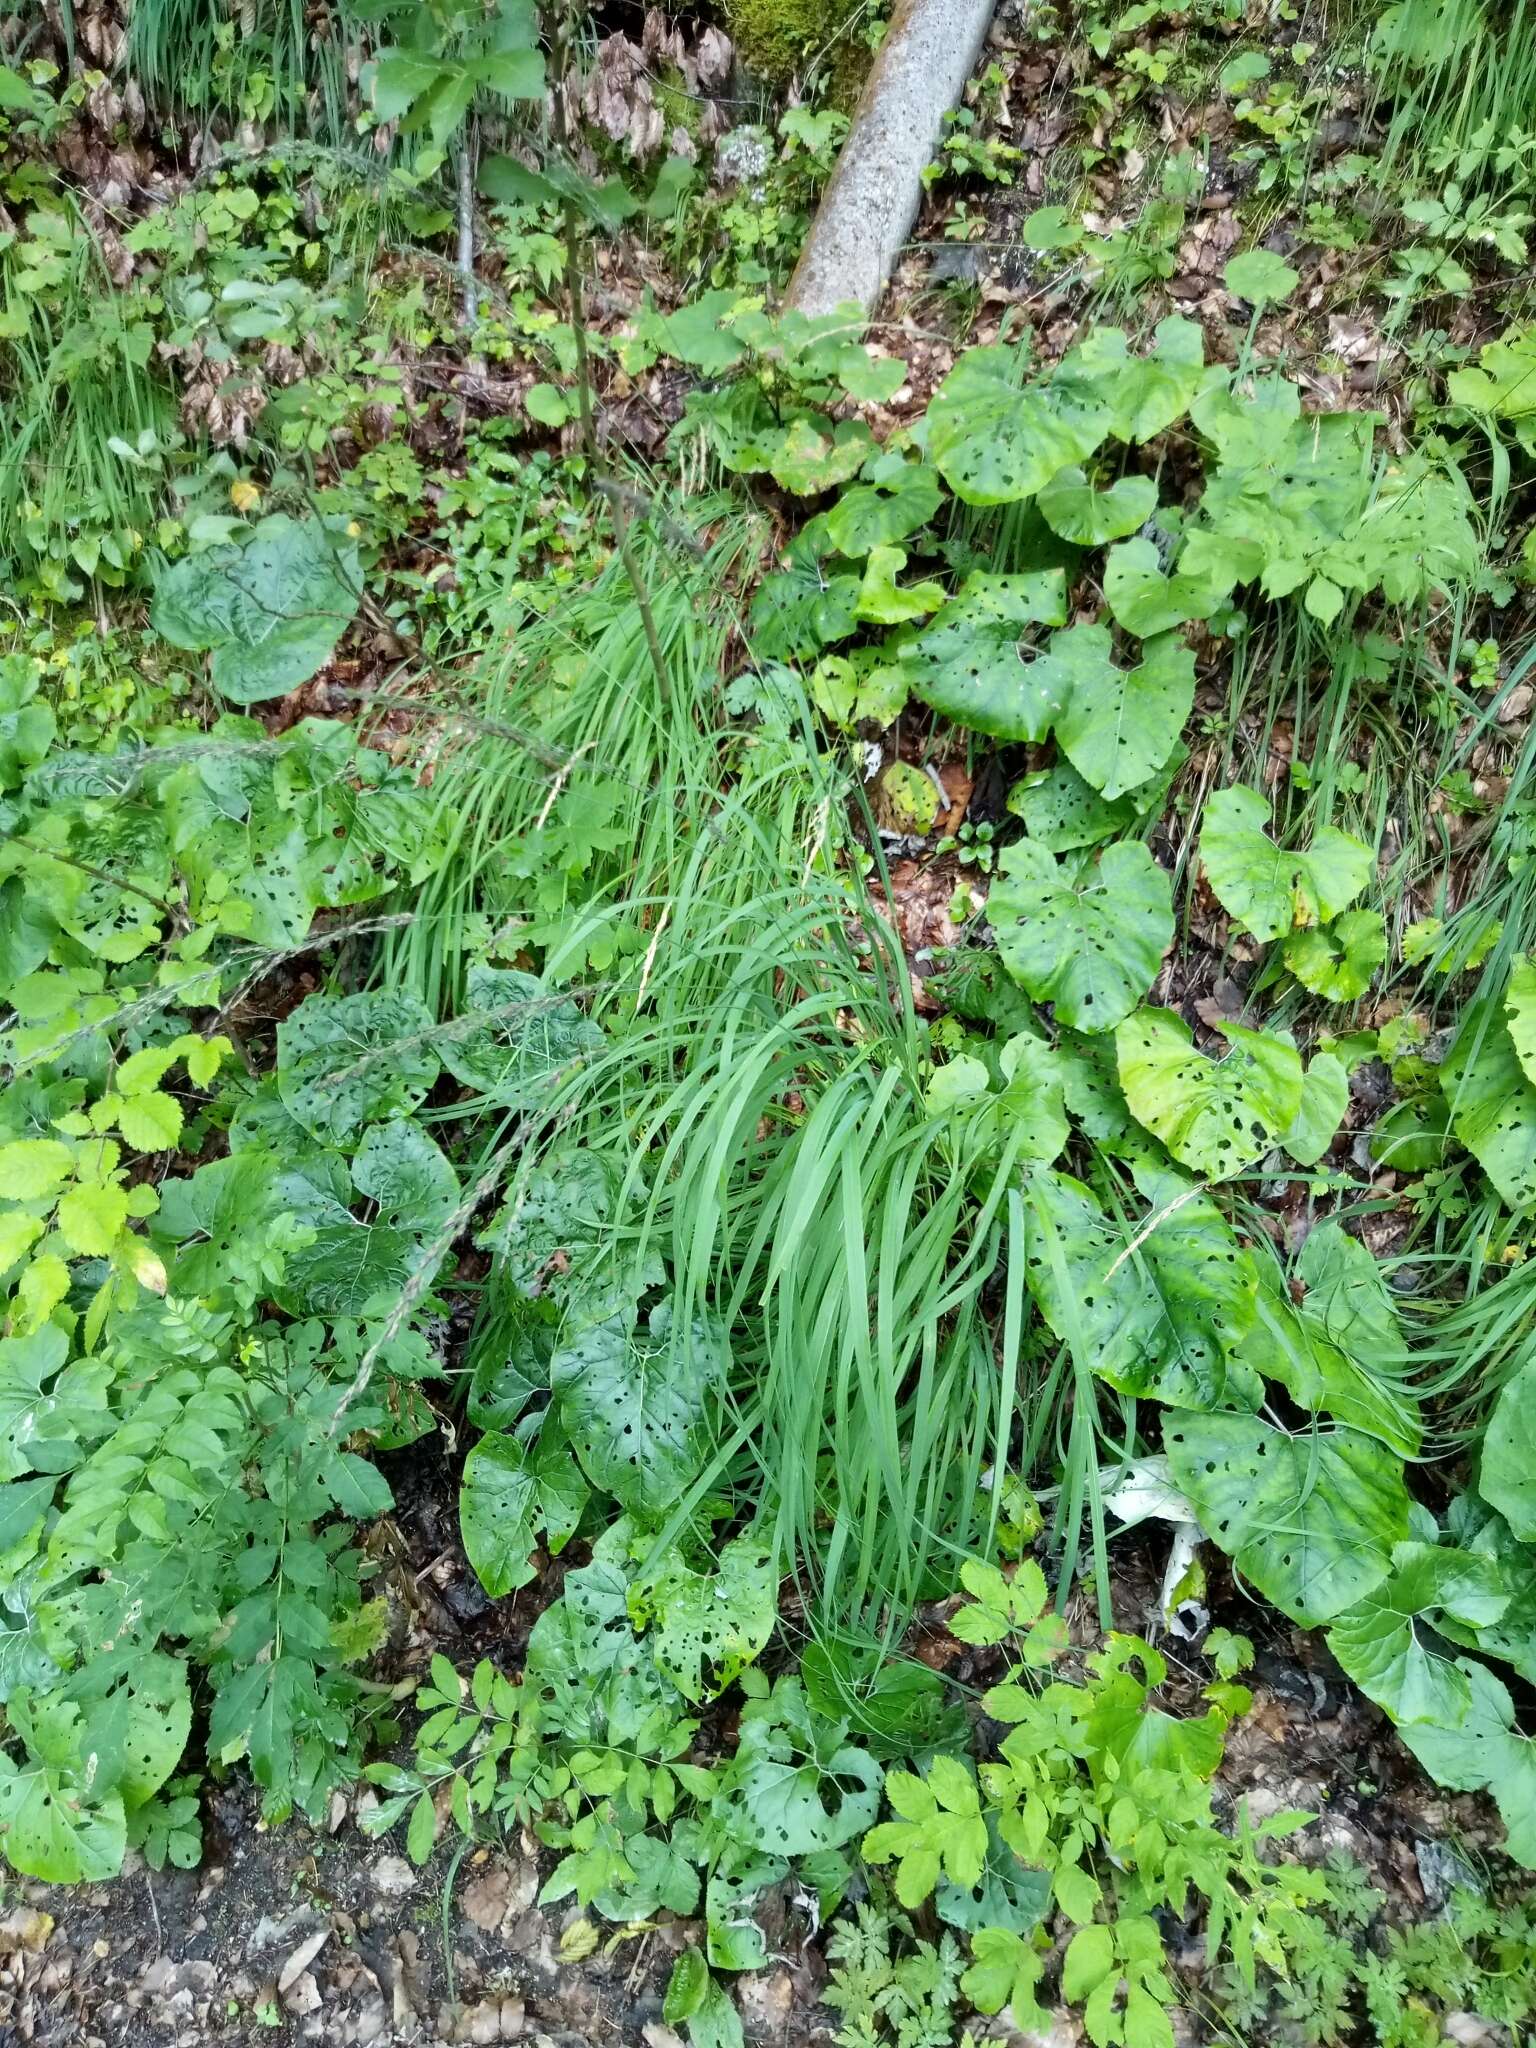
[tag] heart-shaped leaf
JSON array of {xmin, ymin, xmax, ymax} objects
[
  {"xmin": 1115, "ymin": 1009, "xmax": 1303, "ymax": 1177},
  {"xmin": 1029, "ymin": 624, "xmax": 1195, "ymax": 799},
  {"xmin": 1283, "ymin": 908, "xmax": 1387, "ymax": 1001},
  {"xmin": 1199, "ymin": 787, "xmax": 1373, "ymax": 942},
  {"xmin": 1224, "ymin": 248, "xmax": 1299, "ymax": 306},
  {"xmin": 927, "ymin": 345, "xmax": 1114, "ymax": 506},
  {"xmin": 826, "ymin": 460, "xmax": 942, "ymax": 556},
  {"xmin": 1037, "ymin": 467, "xmax": 1158, "ymax": 545},
  {"xmin": 989, "ymin": 838, "xmax": 1172, "ymax": 1032},
  {"xmin": 1104, "ymin": 536, "xmax": 1231, "ymax": 635},
  {"xmin": 1442, "ymin": 1002, "xmax": 1536, "ymax": 1210},
  {"xmin": 900, "ymin": 572, "xmax": 1068, "ymax": 736}
]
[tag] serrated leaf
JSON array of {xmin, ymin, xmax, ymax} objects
[
  {"xmin": 989, "ymin": 837, "xmax": 1172, "ymax": 1031},
  {"xmin": 1115, "ymin": 1010, "xmax": 1303, "ymax": 1177},
  {"xmin": 1200, "ymin": 787, "xmax": 1373, "ymax": 942},
  {"xmin": 1166, "ymin": 1410, "xmax": 1411, "ymax": 1624},
  {"xmin": 277, "ymin": 989, "xmax": 439, "ymax": 1143}
]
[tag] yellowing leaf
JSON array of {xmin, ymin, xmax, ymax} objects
[
  {"xmin": 114, "ymin": 1091, "xmax": 184, "ymax": 1153},
  {"xmin": 56, "ymin": 1183, "xmax": 128, "ymax": 1258},
  {"xmin": 0, "ymin": 1141, "xmax": 72, "ymax": 1202},
  {"xmin": 14, "ymin": 1252, "xmax": 70, "ymax": 1333}
]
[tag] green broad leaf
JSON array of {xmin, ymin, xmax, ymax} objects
[
  {"xmin": 636, "ymin": 290, "xmax": 745, "ymax": 375},
  {"xmin": 551, "ymin": 1298, "xmax": 724, "ymax": 1518},
  {"xmin": 279, "ymin": 1216, "xmax": 421, "ymax": 1319},
  {"xmin": 0, "ymin": 666, "xmax": 55, "ymax": 790},
  {"xmin": 748, "ymin": 522, "xmax": 861, "ymax": 662},
  {"xmin": 368, "ymin": 48, "xmax": 444, "ymax": 123},
  {"xmin": 810, "ymin": 652, "xmax": 909, "ymax": 732},
  {"xmin": 1037, "ymin": 467, "xmax": 1158, "ymax": 544},
  {"xmin": 1506, "ymin": 955, "xmax": 1536, "ymax": 1085},
  {"xmin": 460, "ymin": 1432, "xmax": 539, "ymax": 1598},
  {"xmin": 825, "ymin": 462, "xmax": 941, "ymax": 556},
  {"xmin": 1248, "ymin": 1228, "xmax": 1419, "ymax": 1453},
  {"xmin": 1115, "ymin": 1010, "xmax": 1304, "ymax": 1178},
  {"xmin": 1199, "ymin": 787, "xmax": 1373, "ymax": 942},
  {"xmin": 1165, "ymin": 1410, "xmax": 1412, "ymax": 1624},
  {"xmin": 471, "ymin": 47, "xmax": 546, "ymax": 100},
  {"xmin": 1480, "ymin": 1357, "xmax": 1536, "ymax": 1539},
  {"xmin": 1281, "ymin": 1049, "xmax": 1349, "ymax": 1166},
  {"xmin": 352, "ymin": 1118, "xmax": 459, "ymax": 1234},
  {"xmin": 926, "ymin": 344, "xmax": 1114, "ymax": 506},
  {"xmin": 1283, "ymin": 909, "xmax": 1387, "ymax": 1001},
  {"xmin": 1103, "ymin": 536, "xmax": 1231, "ymax": 635},
  {"xmin": 438, "ymin": 963, "xmax": 603, "ymax": 1102},
  {"xmin": 632, "ymin": 1535, "xmax": 776, "ymax": 1702},
  {"xmin": 1048, "ymin": 626, "xmax": 1196, "ymax": 800},
  {"xmin": 989, "ymin": 837, "xmax": 1172, "ymax": 1032},
  {"xmin": 855, "ymin": 545, "xmax": 945, "ymax": 623},
  {"xmin": 1077, "ymin": 315, "xmax": 1207, "ymax": 444},
  {"xmin": 277, "ymin": 988, "xmax": 440, "ymax": 1143},
  {"xmin": 0, "ymin": 1751, "xmax": 124, "ymax": 1884},
  {"xmin": 74, "ymin": 1659, "xmax": 192, "ymax": 1809},
  {"xmin": 664, "ymin": 1950, "xmax": 710, "ymax": 2027},
  {"xmin": 1024, "ymin": 1169, "xmax": 1262, "ymax": 1412},
  {"xmin": 1063, "ymin": 1923, "xmax": 1116, "ymax": 2004},
  {"xmin": 150, "ymin": 516, "xmax": 362, "ymax": 705},
  {"xmin": 0, "ymin": 1327, "xmax": 109, "ymax": 1482},
  {"xmin": 1007, "ymin": 761, "xmax": 1143, "ymax": 853},
  {"xmin": 899, "ymin": 571, "xmax": 1068, "ymax": 737},
  {"xmin": 1442, "ymin": 1005, "xmax": 1536, "ymax": 1211},
  {"xmin": 1398, "ymin": 1659, "xmax": 1536, "ymax": 1868},
  {"xmin": 937, "ymin": 1814, "xmax": 1053, "ymax": 1936},
  {"xmin": 1224, "ymin": 248, "xmax": 1299, "ymax": 306},
  {"xmin": 836, "ymin": 349, "xmax": 908, "ymax": 403},
  {"xmin": 768, "ymin": 416, "xmax": 876, "ymax": 495},
  {"xmin": 1327, "ymin": 1541, "xmax": 1509, "ymax": 1728}
]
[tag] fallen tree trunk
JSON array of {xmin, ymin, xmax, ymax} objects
[{"xmin": 785, "ymin": 0, "xmax": 997, "ymax": 320}]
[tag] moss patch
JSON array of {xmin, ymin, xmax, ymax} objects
[{"xmin": 724, "ymin": 0, "xmax": 872, "ymax": 96}]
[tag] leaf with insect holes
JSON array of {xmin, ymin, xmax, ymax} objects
[
  {"xmin": 459, "ymin": 1432, "xmax": 540, "ymax": 1597},
  {"xmin": 1224, "ymin": 248, "xmax": 1299, "ymax": 306},
  {"xmin": 1480, "ymin": 1358, "xmax": 1536, "ymax": 1540},
  {"xmin": 1247, "ymin": 1224, "xmax": 1420, "ymax": 1452},
  {"xmin": 826, "ymin": 459, "xmax": 942, "ymax": 556},
  {"xmin": 1506, "ymin": 955, "xmax": 1536, "ymax": 1086},
  {"xmin": 1050, "ymin": 627, "xmax": 1196, "ymax": 800},
  {"xmin": 630, "ymin": 1534, "xmax": 776, "ymax": 1702},
  {"xmin": 150, "ymin": 516, "xmax": 362, "ymax": 705},
  {"xmin": 768, "ymin": 416, "xmax": 877, "ymax": 495},
  {"xmin": 551, "ymin": 1297, "xmax": 724, "ymax": 1518},
  {"xmin": 1103, "ymin": 536, "xmax": 1233, "ymax": 635},
  {"xmin": 1165, "ymin": 1409, "xmax": 1411, "ymax": 1624},
  {"xmin": 1037, "ymin": 467, "xmax": 1158, "ymax": 544},
  {"xmin": 1116, "ymin": 1010, "xmax": 1303, "ymax": 1178},
  {"xmin": 1200, "ymin": 787, "xmax": 1374, "ymax": 942},
  {"xmin": 748, "ymin": 519, "xmax": 861, "ymax": 662},
  {"xmin": 1283, "ymin": 909, "xmax": 1387, "ymax": 1001},
  {"xmin": 989, "ymin": 837, "xmax": 1172, "ymax": 1032},
  {"xmin": 855, "ymin": 546, "xmax": 945, "ymax": 623},
  {"xmin": 437, "ymin": 962, "xmax": 604, "ymax": 1103},
  {"xmin": 1442, "ymin": 1003, "xmax": 1536, "ymax": 1210},
  {"xmin": 1327, "ymin": 1542, "xmax": 1509, "ymax": 1728},
  {"xmin": 926, "ymin": 343, "xmax": 1114, "ymax": 505},
  {"xmin": 900, "ymin": 571, "xmax": 1068, "ymax": 737},
  {"xmin": 1024, "ymin": 1167, "xmax": 1262, "ymax": 1412},
  {"xmin": 277, "ymin": 988, "xmax": 439, "ymax": 1143},
  {"xmin": 1007, "ymin": 759, "xmax": 1162, "ymax": 854}
]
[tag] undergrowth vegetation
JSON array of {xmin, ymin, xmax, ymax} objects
[{"xmin": 4, "ymin": 0, "xmax": 1536, "ymax": 2043}]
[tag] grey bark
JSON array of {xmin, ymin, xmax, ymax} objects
[{"xmin": 785, "ymin": 0, "xmax": 997, "ymax": 321}]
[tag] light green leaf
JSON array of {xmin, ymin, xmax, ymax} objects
[
  {"xmin": 1248, "ymin": 1227, "xmax": 1419, "ymax": 1452},
  {"xmin": 1199, "ymin": 786, "xmax": 1373, "ymax": 942},
  {"xmin": 1399, "ymin": 1659, "xmax": 1536, "ymax": 1867},
  {"xmin": 635, "ymin": 1536, "xmax": 777, "ymax": 1702},
  {"xmin": 1224, "ymin": 248, "xmax": 1299, "ymax": 306},
  {"xmin": 927, "ymin": 344, "xmax": 1113, "ymax": 506},
  {"xmin": 1327, "ymin": 1542, "xmax": 1509, "ymax": 1727},
  {"xmin": 1071, "ymin": 316, "xmax": 1207, "ymax": 443},
  {"xmin": 1283, "ymin": 909, "xmax": 1387, "ymax": 1001},
  {"xmin": 855, "ymin": 545, "xmax": 945, "ymax": 623},
  {"xmin": 1481, "ymin": 1358, "xmax": 1536, "ymax": 1539},
  {"xmin": 1115, "ymin": 1010, "xmax": 1303, "ymax": 1177},
  {"xmin": 55, "ymin": 1183, "xmax": 128, "ymax": 1257},
  {"xmin": 1281, "ymin": 1049, "xmax": 1349, "ymax": 1165},
  {"xmin": 1103, "ymin": 536, "xmax": 1232, "ymax": 635},
  {"xmin": 351, "ymin": 1119, "xmax": 459, "ymax": 1234},
  {"xmin": 825, "ymin": 462, "xmax": 941, "ymax": 556},
  {"xmin": 1506, "ymin": 955, "xmax": 1536, "ymax": 1085},
  {"xmin": 1037, "ymin": 467, "xmax": 1158, "ymax": 544},
  {"xmin": 115, "ymin": 1090, "xmax": 183, "ymax": 1153},
  {"xmin": 1442, "ymin": 1004, "xmax": 1536, "ymax": 1210},
  {"xmin": 989, "ymin": 837, "xmax": 1172, "ymax": 1032},
  {"xmin": 768, "ymin": 416, "xmax": 876, "ymax": 494}
]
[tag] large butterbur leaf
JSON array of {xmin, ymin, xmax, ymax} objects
[
  {"xmin": 438, "ymin": 963, "xmax": 603, "ymax": 1103},
  {"xmin": 926, "ymin": 345, "xmax": 1114, "ymax": 506},
  {"xmin": 1165, "ymin": 1409, "xmax": 1411, "ymax": 1624},
  {"xmin": 552, "ymin": 1298, "xmax": 725, "ymax": 1518},
  {"xmin": 1442, "ymin": 1000, "xmax": 1536, "ymax": 1211},
  {"xmin": 1480, "ymin": 1358, "xmax": 1536, "ymax": 1538},
  {"xmin": 1199, "ymin": 787, "xmax": 1373, "ymax": 943},
  {"xmin": 150, "ymin": 516, "xmax": 362, "ymax": 704},
  {"xmin": 1397, "ymin": 1659, "xmax": 1536, "ymax": 1867},
  {"xmin": 1115, "ymin": 1010, "xmax": 1303, "ymax": 1178},
  {"xmin": 989, "ymin": 838, "xmax": 1172, "ymax": 1032},
  {"xmin": 1507, "ymin": 955, "xmax": 1536, "ymax": 1085},
  {"xmin": 1326, "ymin": 1542, "xmax": 1510, "ymax": 1728},
  {"xmin": 1046, "ymin": 626, "xmax": 1196, "ymax": 800},
  {"xmin": 1037, "ymin": 467, "xmax": 1158, "ymax": 545},
  {"xmin": 900, "ymin": 572, "xmax": 1067, "ymax": 736}
]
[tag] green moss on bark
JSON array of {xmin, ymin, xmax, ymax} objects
[{"xmin": 725, "ymin": 0, "xmax": 872, "ymax": 97}]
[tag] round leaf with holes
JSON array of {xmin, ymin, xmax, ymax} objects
[
  {"xmin": 1480, "ymin": 1359, "xmax": 1536, "ymax": 1540},
  {"xmin": 277, "ymin": 989, "xmax": 439, "ymax": 1143},
  {"xmin": 460, "ymin": 1433, "xmax": 540, "ymax": 1598},
  {"xmin": 1199, "ymin": 787, "xmax": 1373, "ymax": 943},
  {"xmin": 551, "ymin": 1299, "xmax": 724, "ymax": 1518},
  {"xmin": 1115, "ymin": 1010, "xmax": 1303, "ymax": 1178},
  {"xmin": 1283, "ymin": 909, "xmax": 1387, "ymax": 1001},
  {"xmin": 989, "ymin": 838, "xmax": 1172, "ymax": 1032},
  {"xmin": 826, "ymin": 461, "xmax": 942, "ymax": 557},
  {"xmin": 900, "ymin": 572, "xmax": 1068, "ymax": 737},
  {"xmin": 1442, "ymin": 1007, "xmax": 1536, "ymax": 1211},
  {"xmin": 1165, "ymin": 1409, "xmax": 1411, "ymax": 1624},
  {"xmin": 927, "ymin": 344, "xmax": 1115, "ymax": 506},
  {"xmin": 1507, "ymin": 955, "xmax": 1536, "ymax": 1086}
]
